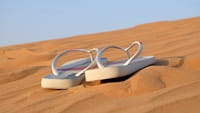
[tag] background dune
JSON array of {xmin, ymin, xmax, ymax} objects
[{"xmin": 0, "ymin": 17, "xmax": 200, "ymax": 113}]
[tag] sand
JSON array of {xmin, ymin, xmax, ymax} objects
[{"xmin": 0, "ymin": 17, "xmax": 200, "ymax": 113}]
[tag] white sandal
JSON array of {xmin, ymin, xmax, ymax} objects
[
  {"xmin": 41, "ymin": 49, "xmax": 106, "ymax": 89},
  {"xmin": 85, "ymin": 41, "xmax": 155, "ymax": 81}
]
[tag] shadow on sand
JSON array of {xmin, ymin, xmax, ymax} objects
[{"xmin": 101, "ymin": 56, "xmax": 185, "ymax": 83}]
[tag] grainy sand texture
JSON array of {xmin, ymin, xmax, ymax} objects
[{"xmin": 0, "ymin": 17, "xmax": 200, "ymax": 113}]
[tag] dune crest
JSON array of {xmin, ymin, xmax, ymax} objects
[{"xmin": 0, "ymin": 17, "xmax": 200, "ymax": 113}]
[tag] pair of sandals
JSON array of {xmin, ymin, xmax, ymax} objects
[{"xmin": 41, "ymin": 41, "xmax": 155, "ymax": 89}]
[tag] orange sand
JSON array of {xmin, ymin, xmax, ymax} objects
[{"xmin": 0, "ymin": 17, "xmax": 200, "ymax": 113}]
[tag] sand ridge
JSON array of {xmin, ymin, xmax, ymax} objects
[{"xmin": 0, "ymin": 17, "xmax": 200, "ymax": 113}]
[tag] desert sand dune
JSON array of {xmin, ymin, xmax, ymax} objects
[{"xmin": 0, "ymin": 17, "xmax": 200, "ymax": 113}]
